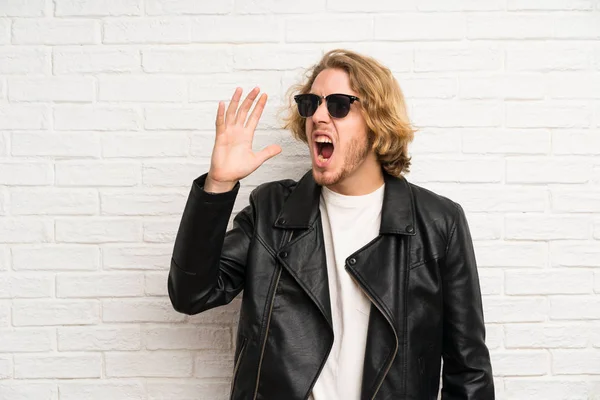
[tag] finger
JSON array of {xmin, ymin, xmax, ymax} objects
[
  {"xmin": 215, "ymin": 101, "xmax": 225, "ymax": 135},
  {"xmin": 235, "ymin": 86, "xmax": 260, "ymax": 126},
  {"xmin": 255, "ymin": 144, "xmax": 282, "ymax": 165},
  {"xmin": 225, "ymin": 87, "xmax": 242, "ymax": 126},
  {"xmin": 245, "ymin": 93, "xmax": 268, "ymax": 132}
]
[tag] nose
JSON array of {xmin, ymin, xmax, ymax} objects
[{"xmin": 311, "ymin": 96, "xmax": 330, "ymax": 125}]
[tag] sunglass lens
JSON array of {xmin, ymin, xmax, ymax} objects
[
  {"xmin": 295, "ymin": 94, "xmax": 319, "ymax": 117},
  {"xmin": 327, "ymin": 95, "xmax": 351, "ymax": 118}
]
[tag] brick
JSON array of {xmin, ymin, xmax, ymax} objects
[
  {"xmin": 398, "ymin": 77, "xmax": 456, "ymax": 99},
  {"xmin": 408, "ymin": 128, "xmax": 461, "ymax": 154},
  {"xmin": 103, "ymin": 299, "xmax": 185, "ymax": 323},
  {"xmin": 334, "ymin": 44, "xmax": 413, "ymax": 73},
  {"xmin": 145, "ymin": 272, "xmax": 168, "ymax": 295},
  {"xmin": 10, "ymin": 188, "xmax": 98, "ymax": 215},
  {"xmin": 0, "ymin": 355, "xmax": 11, "ymax": 378},
  {"xmin": 553, "ymin": 350, "xmax": 600, "ymax": 374},
  {"xmin": 55, "ymin": 0, "xmax": 141, "ymax": 16},
  {"xmin": 0, "ymin": 383, "xmax": 57, "ymax": 400},
  {"xmin": 104, "ymin": 18, "xmax": 190, "ymax": 44},
  {"xmin": 0, "ymin": 162, "xmax": 53, "ymax": 185},
  {"xmin": 328, "ymin": 0, "xmax": 415, "ymax": 11},
  {"xmin": 59, "ymin": 381, "xmax": 145, "ymax": 400},
  {"xmin": 12, "ymin": 300, "xmax": 99, "ymax": 326},
  {"xmin": 0, "ymin": 105, "xmax": 48, "ymax": 130},
  {"xmin": 376, "ymin": 14, "xmax": 464, "ymax": 41},
  {"xmin": 147, "ymin": 0, "xmax": 233, "ymax": 15},
  {"xmin": 508, "ymin": 0, "xmax": 593, "ymax": 10},
  {"xmin": 143, "ymin": 162, "xmax": 207, "ymax": 187},
  {"xmin": 145, "ymin": 326, "xmax": 230, "ymax": 350},
  {"xmin": 0, "ymin": 275, "xmax": 53, "ymax": 298},
  {"xmin": 143, "ymin": 47, "xmax": 232, "ymax": 73},
  {"xmin": 473, "ymin": 242, "xmax": 547, "ymax": 268},
  {"xmin": 550, "ymin": 296, "xmax": 600, "ymax": 320},
  {"xmin": 147, "ymin": 382, "xmax": 229, "ymax": 400},
  {"xmin": 190, "ymin": 72, "xmax": 281, "ymax": 102},
  {"xmin": 506, "ymin": 270, "xmax": 593, "ymax": 295},
  {"xmin": 507, "ymin": 101, "xmax": 591, "ymax": 128},
  {"xmin": 55, "ymin": 218, "xmax": 142, "ymax": 243},
  {"xmin": 194, "ymin": 352, "xmax": 233, "ymax": 378},
  {"xmin": 506, "ymin": 158, "xmax": 591, "ymax": 183},
  {"xmin": 548, "ymin": 73, "xmax": 600, "ymax": 99},
  {"xmin": 233, "ymin": 44, "xmax": 322, "ymax": 70},
  {"xmin": 143, "ymin": 219, "xmax": 179, "ymax": 243},
  {"xmin": 0, "ymin": 48, "xmax": 48, "ymax": 74},
  {"xmin": 12, "ymin": 245, "xmax": 99, "ymax": 271},
  {"xmin": 102, "ymin": 132, "xmax": 189, "ymax": 158},
  {"xmin": 11, "ymin": 132, "xmax": 100, "ymax": 157},
  {"xmin": 553, "ymin": 129, "xmax": 600, "ymax": 154},
  {"xmin": 12, "ymin": 19, "xmax": 99, "ymax": 45},
  {"xmin": 0, "ymin": 246, "xmax": 7, "ymax": 271},
  {"xmin": 0, "ymin": 0, "xmax": 45, "ymax": 16},
  {"xmin": 505, "ymin": 323, "xmax": 588, "ymax": 348},
  {"xmin": 14, "ymin": 354, "xmax": 101, "ymax": 379},
  {"xmin": 57, "ymin": 273, "xmax": 144, "ymax": 298},
  {"xmin": 506, "ymin": 43, "xmax": 591, "ymax": 71},
  {"xmin": 462, "ymin": 129, "xmax": 550, "ymax": 154},
  {"xmin": 415, "ymin": 47, "xmax": 502, "ymax": 72},
  {"xmin": 106, "ymin": 352, "xmax": 192, "ymax": 377},
  {"xmin": 459, "ymin": 74, "xmax": 545, "ymax": 100},
  {"xmin": 484, "ymin": 324, "xmax": 503, "ymax": 349},
  {"xmin": 56, "ymin": 162, "xmax": 140, "ymax": 187},
  {"xmin": 54, "ymin": 46, "xmax": 141, "ymax": 74},
  {"xmin": 483, "ymin": 297, "xmax": 547, "ymax": 323},
  {"xmin": 467, "ymin": 214, "xmax": 502, "ymax": 241},
  {"xmin": 0, "ymin": 218, "xmax": 52, "ymax": 243},
  {"xmin": 0, "ymin": 132, "xmax": 6, "ymax": 156},
  {"xmin": 555, "ymin": 14, "xmax": 600, "ymax": 39},
  {"xmin": 100, "ymin": 190, "xmax": 187, "ymax": 216},
  {"xmin": 467, "ymin": 13, "xmax": 554, "ymax": 39},
  {"xmin": 54, "ymin": 106, "xmax": 140, "ymax": 131},
  {"xmin": 58, "ymin": 326, "xmax": 141, "ymax": 351},
  {"xmin": 411, "ymin": 157, "xmax": 503, "ymax": 183},
  {"xmin": 560, "ymin": 185, "xmax": 600, "ymax": 212},
  {"xmin": 550, "ymin": 242, "xmax": 600, "ymax": 267},
  {"xmin": 505, "ymin": 379, "xmax": 590, "ymax": 400},
  {"xmin": 144, "ymin": 105, "xmax": 218, "ymax": 130},
  {"xmin": 193, "ymin": 16, "xmax": 281, "ymax": 43},
  {"xmin": 418, "ymin": 0, "xmax": 504, "ymax": 10},
  {"xmin": 491, "ymin": 351, "xmax": 548, "ymax": 376},
  {"xmin": 0, "ymin": 329, "xmax": 54, "ymax": 352},
  {"xmin": 478, "ymin": 270, "xmax": 503, "ymax": 295},
  {"xmin": 0, "ymin": 302, "xmax": 8, "ymax": 326},
  {"xmin": 98, "ymin": 76, "xmax": 186, "ymax": 102},
  {"xmin": 596, "ymin": 271, "xmax": 600, "ymax": 293},
  {"xmin": 505, "ymin": 215, "xmax": 591, "ymax": 240},
  {"xmin": 102, "ymin": 245, "xmax": 172, "ymax": 270},
  {"xmin": 0, "ymin": 18, "xmax": 9, "ymax": 44},
  {"xmin": 8, "ymin": 77, "xmax": 94, "ymax": 102},
  {"xmin": 411, "ymin": 100, "xmax": 502, "ymax": 127},
  {"xmin": 287, "ymin": 16, "xmax": 372, "ymax": 42}
]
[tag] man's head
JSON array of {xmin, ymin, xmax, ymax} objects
[{"xmin": 283, "ymin": 49, "xmax": 415, "ymax": 190}]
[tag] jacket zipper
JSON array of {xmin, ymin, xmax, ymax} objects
[
  {"xmin": 230, "ymin": 336, "xmax": 248, "ymax": 395},
  {"xmin": 346, "ymin": 269, "xmax": 399, "ymax": 400},
  {"xmin": 252, "ymin": 230, "xmax": 292, "ymax": 399}
]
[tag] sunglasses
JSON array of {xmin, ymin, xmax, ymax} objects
[{"xmin": 294, "ymin": 93, "xmax": 360, "ymax": 119}]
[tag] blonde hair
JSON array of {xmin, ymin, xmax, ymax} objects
[{"xmin": 281, "ymin": 48, "xmax": 416, "ymax": 177}]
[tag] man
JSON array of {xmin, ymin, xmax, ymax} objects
[{"xmin": 168, "ymin": 49, "xmax": 495, "ymax": 399}]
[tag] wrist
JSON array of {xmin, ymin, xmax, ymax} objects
[{"xmin": 204, "ymin": 176, "xmax": 237, "ymax": 194}]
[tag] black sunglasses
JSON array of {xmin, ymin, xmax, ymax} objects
[{"xmin": 294, "ymin": 93, "xmax": 360, "ymax": 119}]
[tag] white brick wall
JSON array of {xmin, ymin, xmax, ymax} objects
[{"xmin": 0, "ymin": 1, "xmax": 599, "ymax": 399}]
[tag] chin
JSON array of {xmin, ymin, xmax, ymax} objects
[{"xmin": 311, "ymin": 165, "xmax": 343, "ymax": 187}]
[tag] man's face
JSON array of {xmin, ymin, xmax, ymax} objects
[{"xmin": 305, "ymin": 68, "xmax": 371, "ymax": 187}]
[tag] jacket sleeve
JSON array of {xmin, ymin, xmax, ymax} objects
[
  {"xmin": 440, "ymin": 202, "xmax": 495, "ymax": 400},
  {"xmin": 167, "ymin": 172, "xmax": 254, "ymax": 315}
]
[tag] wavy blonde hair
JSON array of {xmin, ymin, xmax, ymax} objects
[{"xmin": 280, "ymin": 48, "xmax": 416, "ymax": 177}]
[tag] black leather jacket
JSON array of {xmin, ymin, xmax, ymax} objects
[{"xmin": 168, "ymin": 170, "xmax": 495, "ymax": 400}]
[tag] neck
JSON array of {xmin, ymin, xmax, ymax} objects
[{"xmin": 326, "ymin": 153, "xmax": 384, "ymax": 196}]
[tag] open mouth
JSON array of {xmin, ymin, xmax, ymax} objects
[{"xmin": 314, "ymin": 135, "xmax": 334, "ymax": 164}]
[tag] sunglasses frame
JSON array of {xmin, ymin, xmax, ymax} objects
[{"xmin": 294, "ymin": 93, "xmax": 360, "ymax": 119}]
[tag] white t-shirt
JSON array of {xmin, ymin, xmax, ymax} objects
[{"xmin": 309, "ymin": 183, "xmax": 385, "ymax": 400}]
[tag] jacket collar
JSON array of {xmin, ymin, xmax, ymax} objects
[{"xmin": 274, "ymin": 169, "xmax": 416, "ymax": 236}]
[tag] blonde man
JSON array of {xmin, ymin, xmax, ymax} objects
[{"xmin": 168, "ymin": 49, "xmax": 495, "ymax": 400}]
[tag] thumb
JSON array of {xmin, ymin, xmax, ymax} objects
[{"xmin": 256, "ymin": 144, "xmax": 282, "ymax": 165}]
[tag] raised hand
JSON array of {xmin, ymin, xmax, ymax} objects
[{"xmin": 205, "ymin": 87, "xmax": 282, "ymax": 193}]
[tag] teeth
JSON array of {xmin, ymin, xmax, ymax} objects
[
  {"xmin": 315, "ymin": 136, "xmax": 332, "ymax": 144},
  {"xmin": 317, "ymin": 154, "xmax": 329, "ymax": 162}
]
